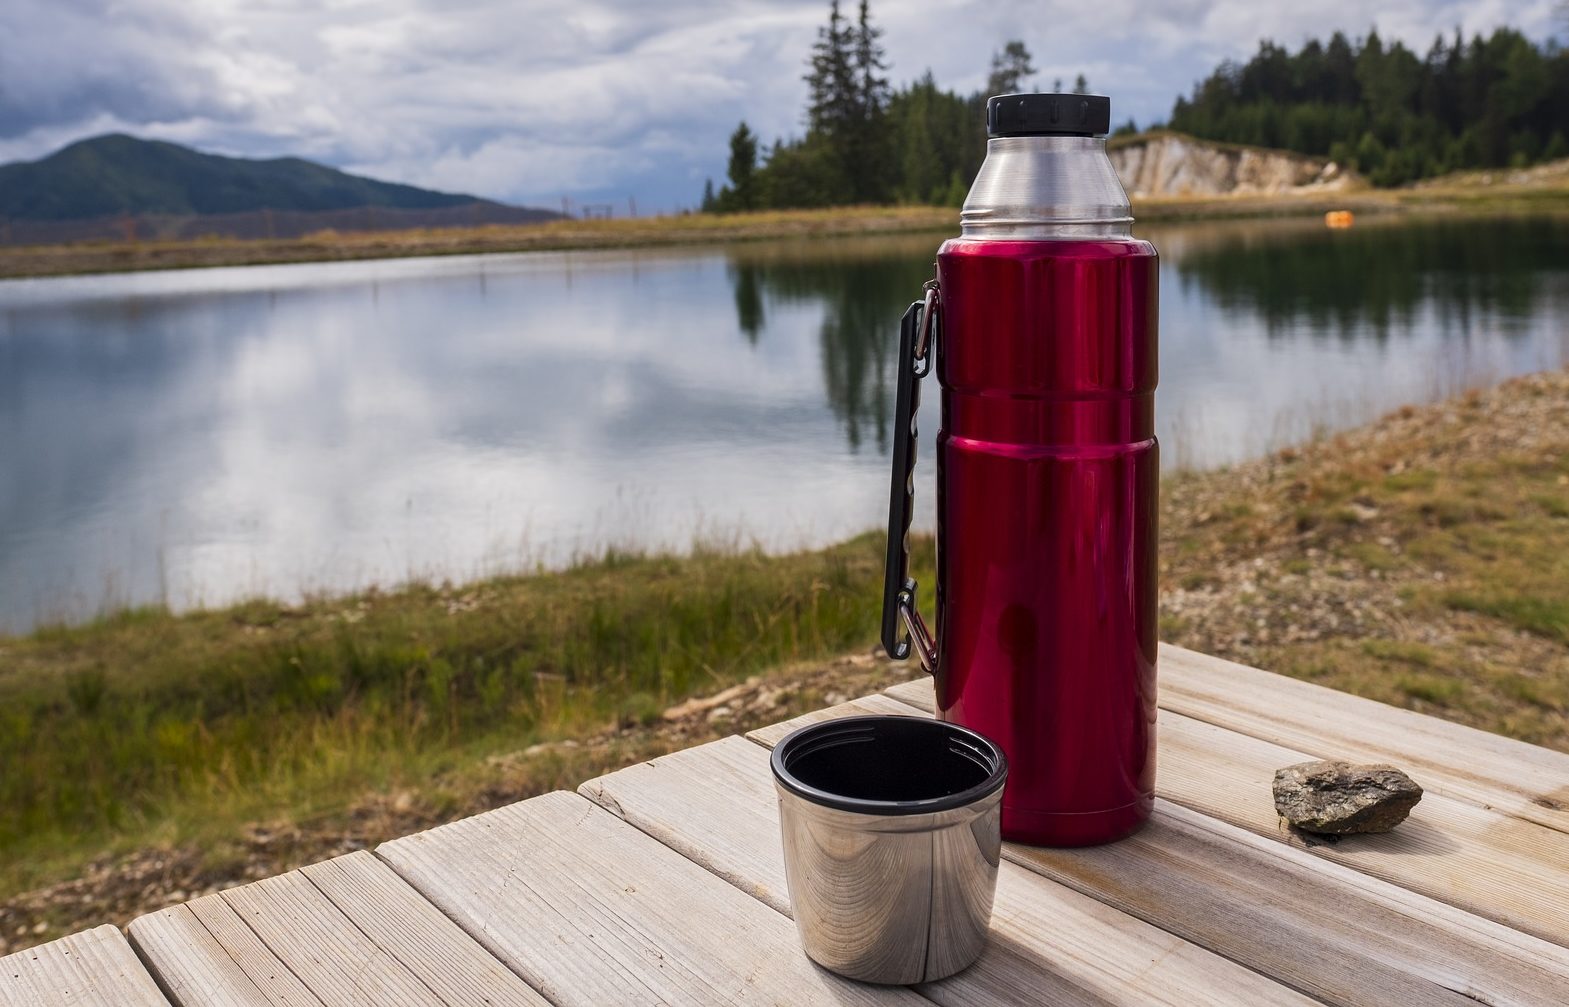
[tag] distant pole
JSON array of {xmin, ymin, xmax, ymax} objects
[
  {"xmin": 628, "ymin": 196, "xmax": 637, "ymax": 218},
  {"xmin": 562, "ymin": 195, "xmax": 570, "ymax": 218}
]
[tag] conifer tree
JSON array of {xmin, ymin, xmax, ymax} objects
[
  {"xmin": 849, "ymin": 0, "xmax": 891, "ymax": 202},
  {"xmin": 804, "ymin": 0, "xmax": 857, "ymax": 202},
  {"xmin": 986, "ymin": 41, "xmax": 1036, "ymax": 95},
  {"xmin": 854, "ymin": 0, "xmax": 889, "ymax": 117},
  {"xmin": 806, "ymin": 1, "xmax": 856, "ymax": 139},
  {"xmin": 728, "ymin": 122, "xmax": 758, "ymax": 210}
]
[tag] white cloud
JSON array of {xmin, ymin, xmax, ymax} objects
[{"xmin": 0, "ymin": 0, "xmax": 1559, "ymax": 211}]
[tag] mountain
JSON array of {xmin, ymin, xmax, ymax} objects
[{"xmin": 0, "ymin": 134, "xmax": 559, "ymax": 240}]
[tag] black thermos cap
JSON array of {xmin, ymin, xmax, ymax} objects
[{"xmin": 987, "ymin": 93, "xmax": 1111, "ymax": 138}]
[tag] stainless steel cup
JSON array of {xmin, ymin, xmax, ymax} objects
[{"xmin": 771, "ymin": 715, "xmax": 1007, "ymax": 984}]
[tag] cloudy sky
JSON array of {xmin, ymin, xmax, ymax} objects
[{"xmin": 0, "ymin": 0, "xmax": 1559, "ymax": 212}]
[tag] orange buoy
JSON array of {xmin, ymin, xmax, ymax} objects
[{"xmin": 1325, "ymin": 210, "xmax": 1355, "ymax": 229}]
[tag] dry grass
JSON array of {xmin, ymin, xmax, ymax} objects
[
  {"xmin": 1162, "ymin": 370, "xmax": 1569, "ymax": 750},
  {"xmin": 0, "ymin": 206, "xmax": 958, "ymax": 279}
]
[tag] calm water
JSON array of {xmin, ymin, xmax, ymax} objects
[{"xmin": 2, "ymin": 216, "xmax": 1567, "ymax": 633}]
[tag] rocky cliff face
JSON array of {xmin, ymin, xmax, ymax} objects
[{"xmin": 1109, "ymin": 132, "xmax": 1355, "ymax": 197}]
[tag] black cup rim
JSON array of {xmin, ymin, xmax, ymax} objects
[{"xmin": 771, "ymin": 715, "xmax": 1008, "ymax": 816}]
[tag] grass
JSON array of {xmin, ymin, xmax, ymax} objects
[
  {"xmin": 0, "ymin": 533, "xmax": 934, "ymax": 896},
  {"xmin": 1159, "ymin": 371, "xmax": 1569, "ymax": 744},
  {"xmin": 1445, "ymin": 593, "xmax": 1569, "ymax": 643}
]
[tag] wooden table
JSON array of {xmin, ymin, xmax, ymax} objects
[{"xmin": 6, "ymin": 644, "xmax": 1569, "ymax": 1006}]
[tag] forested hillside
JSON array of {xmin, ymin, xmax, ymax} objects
[{"xmin": 1171, "ymin": 30, "xmax": 1569, "ymax": 185}]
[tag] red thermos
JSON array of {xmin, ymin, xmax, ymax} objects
[{"xmin": 883, "ymin": 93, "xmax": 1158, "ymax": 847}]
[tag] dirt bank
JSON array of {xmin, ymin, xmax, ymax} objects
[{"xmin": 1110, "ymin": 130, "xmax": 1354, "ymax": 197}]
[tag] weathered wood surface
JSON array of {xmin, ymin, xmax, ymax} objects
[
  {"xmin": 18, "ymin": 646, "xmax": 1569, "ymax": 1006},
  {"xmin": 886, "ymin": 676, "xmax": 1569, "ymax": 947},
  {"xmin": 1159, "ymin": 643, "xmax": 1569, "ymax": 834},
  {"xmin": 298, "ymin": 852, "xmax": 547, "ymax": 1007},
  {"xmin": 1007, "ymin": 799, "xmax": 1569, "ymax": 1006},
  {"xmin": 379, "ymin": 790, "xmax": 929, "ymax": 1006},
  {"xmin": 745, "ymin": 692, "xmax": 921, "ymax": 748},
  {"xmin": 582, "ymin": 735, "xmax": 1315, "ymax": 1006},
  {"xmin": 1, "ymin": 924, "xmax": 167, "ymax": 1007},
  {"xmin": 128, "ymin": 899, "xmax": 320, "ymax": 1007},
  {"xmin": 220, "ymin": 871, "xmax": 447, "ymax": 1005},
  {"xmin": 750, "ymin": 702, "xmax": 1569, "ymax": 1006},
  {"xmin": 132, "ymin": 851, "xmax": 544, "ymax": 1007}
]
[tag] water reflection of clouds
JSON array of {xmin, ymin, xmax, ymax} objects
[
  {"xmin": 2, "ymin": 220, "xmax": 1567, "ymax": 631},
  {"xmin": 0, "ymin": 249, "xmax": 885, "ymax": 629}
]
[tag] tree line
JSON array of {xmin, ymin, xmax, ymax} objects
[
  {"xmin": 702, "ymin": 2, "xmax": 1568, "ymax": 210},
  {"xmin": 1170, "ymin": 28, "xmax": 1569, "ymax": 186},
  {"xmin": 702, "ymin": 2, "xmax": 1088, "ymax": 212}
]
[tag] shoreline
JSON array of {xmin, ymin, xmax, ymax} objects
[
  {"xmin": 2, "ymin": 367, "xmax": 1566, "ymax": 944},
  {"xmin": 3, "ymin": 178, "xmax": 1566, "ymax": 281}
]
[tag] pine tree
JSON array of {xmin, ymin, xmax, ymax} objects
[
  {"xmin": 806, "ymin": 1, "xmax": 856, "ymax": 139},
  {"xmin": 1072, "ymin": 73, "xmax": 1089, "ymax": 94},
  {"xmin": 803, "ymin": 0, "xmax": 857, "ymax": 202},
  {"xmin": 896, "ymin": 73, "xmax": 941, "ymax": 202},
  {"xmin": 849, "ymin": 0, "xmax": 892, "ymax": 202},
  {"xmin": 986, "ymin": 40, "xmax": 1035, "ymax": 96},
  {"xmin": 854, "ymin": 0, "xmax": 889, "ymax": 118},
  {"xmin": 700, "ymin": 179, "xmax": 716, "ymax": 213},
  {"xmin": 728, "ymin": 122, "xmax": 758, "ymax": 210}
]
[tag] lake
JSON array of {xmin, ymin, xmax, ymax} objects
[{"xmin": 2, "ymin": 215, "xmax": 1567, "ymax": 633}]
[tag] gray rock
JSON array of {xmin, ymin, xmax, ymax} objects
[{"xmin": 1272, "ymin": 760, "xmax": 1423, "ymax": 834}]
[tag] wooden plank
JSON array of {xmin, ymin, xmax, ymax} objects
[
  {"xmin": 1008, "ymin": 799, "xmax": 1569, "ymax": 1007},
  {"xmin": 128, "ymin": 900, "xmax": 320, "ymax": 1007},
  {"xmin": 298, "ymin": 852, "xmax": 546, "ymax": 1007},
  {"xmin": 185, "ymin": 896, "xmax": 322, "ymax": 1006},
  {"xmin": 219, "ymin": 871, "xmax": 444, "ymax": 1005},
  {"xmin": 885, "ymin": 678, "xmax": 1569, "ymax": 951},
  {"xmin": 378, "ymin": 790, "xmax": 928, "ymax": 1007},
  {"xmin": 582, "ymin": 735, "xmax": 1314, "ymax": 1006},
  {"xmin": 745, "ymin": 692, "xmax": 923, "ymax": 748},
  {"xmin": 1, "ymin": 925, "xmax": 168, "ymax": 1007},
  {"xmin": 1158, "ymin": 643, "xmax": 1569, "ymax": 834},
  {"xmin": 785, "ymin": 692, "xmax": 1569, "ymax": 1005},
  {"xmin": 133, "ymin": 857, "xmax": 541, "ymax": 1007}
]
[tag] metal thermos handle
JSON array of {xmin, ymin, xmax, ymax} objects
[{"xmin": 881, "ymin": 282, "xmax": 939, "ymax": 672}]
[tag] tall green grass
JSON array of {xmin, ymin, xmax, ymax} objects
[{"xmin": 0, "ymin": 533, "xmax": 933, "ymax": 889}]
